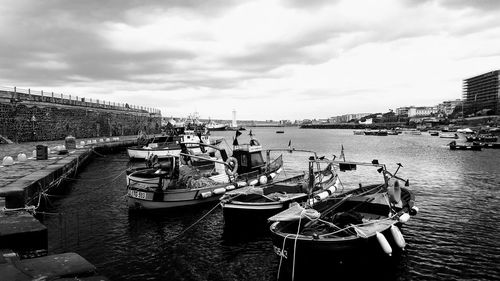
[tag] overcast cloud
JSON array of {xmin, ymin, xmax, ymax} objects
[{"xmin": 1, "ymin": 0, "xmax": 500, "ymax": 120}]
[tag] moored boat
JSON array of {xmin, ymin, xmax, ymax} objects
[
  {"xmin": 269, "ymin": 160, "xmax": 417, "ymax": 277},
  {"xmin": 220, "ymin": 155, "xmax": 339, "ymax": 227},
  {"xmin": 364, "ymin": 129, "xmax": 388, "ymax": 136},
  {"xmin": 440, "ymin": 133, "xmax": 459, "ymax": 139},
  {"xmin": 465, "ymin": 135, "xmax": 498, "ymax": 142},
  {"xmin": 126, "ymin": 134, "xmax": 284, "ymax": 210},
  {"xmin": 127, "ymin": 130, "xmax": 218, "ymax": 160},
  {"xmin": 206, "ymin": 120, "xmax": 227, "ymax": 131},
  {"xmin": 448, "ymin": 141, "xmax": 482, "ymax": 151},
  {"xmin": 428, "ymin": 130, "xmax": 439, "ymax": 136},
  {"xmin": 401, "ymin": 129, "xmax": 422, "ymax": 135},
  {"xmin": 479, "ymin": 142, "xmax": 500, "ymax": 149}
]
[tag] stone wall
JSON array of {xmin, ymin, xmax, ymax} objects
[{"xmin": 0, "ymin": 90, "xmax": 161, "ymax": 142}]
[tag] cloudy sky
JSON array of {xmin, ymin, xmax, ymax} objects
[{"xmin": 1, "ymin": 0, "xmax": 500, "ymax": 120}]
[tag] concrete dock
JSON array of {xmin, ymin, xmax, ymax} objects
[{"xmin": 0, "ymin": 135, "xmax": 153, "ymax": 280}]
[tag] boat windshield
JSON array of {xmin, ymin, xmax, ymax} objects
[{"xmin": 250, "ymin": 152, "xmax": 265, "ymax": 167}]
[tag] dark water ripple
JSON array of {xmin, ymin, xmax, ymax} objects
[{"xmin": 38, "ymin": 128, "xmax": 500, "ymax": 280}]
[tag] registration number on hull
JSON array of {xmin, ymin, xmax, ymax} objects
[{"xmin": 128, "ymin": 190, "xmax": 147, "ymax": 200}]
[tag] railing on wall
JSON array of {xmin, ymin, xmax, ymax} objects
[{"xmin": 0, "ymin": 85, "xmax": 161, "ymax": 115}]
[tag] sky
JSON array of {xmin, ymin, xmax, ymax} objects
[{"xmin": 1, "ymin": 0, "xmax": 500, "ymax": 121}]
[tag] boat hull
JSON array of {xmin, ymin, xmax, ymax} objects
[
  {"xmin": 269, "ymin": 187, "xmax": 415, "ymax": 264},
  {"xmin": 449, "ymin": 145, "xmax": 481, "ymax": 151},
  {"xmin": 270, "ymin": 223, "xmax": 402, "ymax": 268},
  {"xmin": 127, "ymin": 146, "xmax": 205, "ymax": 160},
  {"xmin": 127, "ymin": 184, "xmax": 228, "ymax": 210},
  {"xmin": 221, "ymin": 200, "xmax": 289, "ymax": 226}
]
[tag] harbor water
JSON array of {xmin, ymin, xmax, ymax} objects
[{"xmin": 38, "ymin": 128, "xmax": 500, "ymax": 280}]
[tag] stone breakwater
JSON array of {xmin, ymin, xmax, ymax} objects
[
  {"xmin": 0, "ymin": 136, "xmax": 151, "ymax": 280},
  {"xmin": 0, "ymin": 89, "xmax": 162, "ymax": 142}
]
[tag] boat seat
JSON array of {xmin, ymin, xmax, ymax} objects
[{"xmin": 264, "ymin": 182, "xmax": 304, "ymax": 195}]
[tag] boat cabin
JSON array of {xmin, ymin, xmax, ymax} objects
[{"xmin": 232, "ymin": 143, "xmax": 266, "ymax": 175}]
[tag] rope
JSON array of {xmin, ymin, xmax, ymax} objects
[
  {"xmin": 61, "ymin": 171, "xmax": 125, "ymax": 182},
  {"xmin": 291, "ymin": 214, "xmax": 302, "ymax": 281},
  {"xmin": 170, "ymin": 202, "xmax": 221, "ymax": 241},
  {"xmin": 91, "ymin": 148, "xmax": 107, "ymax": 158},
  {"xmin": 277, "ymin": 234, "xmax": 294, "ymax": 280}
]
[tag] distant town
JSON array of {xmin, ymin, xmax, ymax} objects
[{"xmin": 163, "ymin": 69, "xmax": 500, "ymax": 129}]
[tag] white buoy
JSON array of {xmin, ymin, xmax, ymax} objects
[
  {"xmin": 2, "ymin": 156, "xmax": 14, "ymax": 166},
  {"xmin": 86, "ymin": 140, "xmax": 92, "ymax": 144},
  {"xmin": 376, "ymin": 232, "xmax": 392, "ymax": 256},
  {"xmin": 314, "ymin": 191, "xmax": 329, "ymax": 201},
  {"xmin": 410, "ymin": 206, "xmax": 419, "ymax": 216},
  {"xmin": 236, "ymin": 181, "xmax": 247, "ymax": 187},
  {"xmin": 92, "ymin": 140, "xmax": 97, "ymax": 144},
  {"xmin": 200, "ymin": 191, "xmax": 212, "ymax": 198},
  {"xmin": 259, "ymin": 175, "xmax": 268, "ymax": 185},
  {"xmin": 390, "ymin": 225, "xmax": 406, "ymax": 249},
  {"xmin": 99, "ymin": 139, "xmax": 104, "ymax": 142},
  {"xmin": 17, "ymin": 153, "xmax": 27, "ymax": 162},
  {"xmin": 399, "ymin": 213, "xmax": 411, "ymax": 223},
  {"xmin": 226, "ymin": 185, "xmax": 236, "ymax": 191},
  {"xmin": 105, "ymin": 138, "xmax": 111, "ymax": 142},
  {"xmin": 212, "ymin": 187, "xmax": 226, "ymax": 195},
  {"xmin": 32, "ymin": 150, "xmax": 37, "ymax": 158},
  {"xmin": 248, "ymin": 179, "xmax": 258, "ymax": 186},
  {"xmin": 276, "ymin": 167, "xmax": 283, "ymax": 174},
  {"xmin": 80, "ymin": 141, "xmax": 86, "ymax": 146}
]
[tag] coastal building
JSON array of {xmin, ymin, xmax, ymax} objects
[
  {"xmin": 329, "ymin": 113, "xmax": 370, "ymax": 123},
  {"xmin": 396, "ymin": 106, "xmax": 437, "ymax": 117},
  {"xmin": 437, "ymin": 99, "xmax": 462, "ymax": 116},
  {"xmin": 396, "ymin": 107, "xmax": 410, "ymax": 116},
  {"xmin": 462, "ymin": 70, "xmax": 500, "ymax": 116}
]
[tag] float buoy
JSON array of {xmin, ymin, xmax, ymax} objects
[
  {"xmin": 2, "ymin": 156, "xmax": 14, "ymax": 166},
  {"xmin": 259, "ymin": 175, "xmax": 268, "ymax": 185},
  {"xmin": 236, "ymin": 181, "xmax": 247, "ymax": 187},
  {"xmin": 17, "ymin": 153, "xmax": 27, "ymax": 162},
  {"xmin": 248, "ymin": 179, "xmax": 258, "ymax": 186},
  {"xmin": 200, "ymin": 191, "xmax": 212, "ymax": 199},
  {"xmin": 410, "ymin": 206, "xmax": 419, "ymax": 216},
  {"xmin": 390, "ymin": 225, "xmax": 406, "ymax": 249},
  {"xmin": 399, "ymin": 213, "xmax": 410, "ymax": 223},
  {"xmin": 376, "ymin": 232, "xmax": 392, "ymax": 256},
  {"xmin": 225, "ymin": 157, "xmax": 238, "ymax": 177},
  {"xmin": 212, "ymin": 187, "xmax": 226, "ymax": 195}
]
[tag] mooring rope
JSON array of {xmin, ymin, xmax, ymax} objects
[{"xmin": 170, "ymin": 202, "xmax": 221, "ymax": 241}]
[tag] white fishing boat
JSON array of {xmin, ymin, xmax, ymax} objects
[
  {"xmin": 206, "ymin": 120, "xmax": 227, "ymax": 131},
  {"xmin": 127, "ymin": 130, "xmax": 218, "ymax": 160},
  {"xmin": 439, "ymin": 133, "xmax": 459, "ymax": 139},
  {"xmin": 220, "ymin": 156, "xmax": 339, "ymax": 227},
  {"xmin": 126, "ymin": 134, "xmax": 284, "ymax": 210}
]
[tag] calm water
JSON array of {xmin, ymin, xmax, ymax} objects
[{"xmin": 38, "ymin": 128, "xmax": 500, "ymax": 281}]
